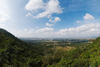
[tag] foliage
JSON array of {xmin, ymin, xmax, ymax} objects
[{"xmin": 1, "ymin": 28, "xmax": 100, "ymax": 67}]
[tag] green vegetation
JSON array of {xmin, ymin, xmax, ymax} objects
[
  {"xmin": 0, "ymin": 28, "xmax": 100, "ymax": 67},
  {"xmin": 0, "ymin": 28, "xmax": 43, "ymax": 67}
]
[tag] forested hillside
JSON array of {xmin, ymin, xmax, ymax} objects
[
  {"xmin": 0, "ymin": 28, "xmax": 100, "ymax": 67},
  {"xmin": 0, "ymin": 28, "xmax": 44, "ymax": 67},
  {"xmin": 49, "ymin": 37, "xmax": 100, "ymax": 67}
]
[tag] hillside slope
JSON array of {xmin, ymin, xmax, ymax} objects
[
  {"xmin": 0, "ymin": 28, "xmax": 42, "ymax": 67},
  {"xmin": 0, "ymin": 28, "xmax": 27, "ymax": 47},
  {"xmin": 49, "ymin": 37, "xmax": 100, "ymax": 67},
  {"xmin": 1, "ymin": 28, "xmax": 100, "ymax": 67}
]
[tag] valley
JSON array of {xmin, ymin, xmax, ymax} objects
[{"xmin": 0, "ymin": 28, "xmax": 99, "ymax": 67}]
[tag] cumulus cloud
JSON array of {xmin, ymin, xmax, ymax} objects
[
  {"xmin": 49, "ymin": 17, "xmax": 61, "ymax": 23},
  {"xmin": 13, "ymin": 23, "xmax": 100, "ymax": 38},
  {"xmin": 36, "ymin": 27, "xmax": 54, "ymax": 32},
  {"xmin": 76, "ymin": 13, "xmax": 95, "ymax": 24},
  {"xmin": 25, "ymin": 0, "xmax": 63, "ymax": 27},
  {"xmin": 59, "ymin": 24, "xmax": 96, "ymax": 33},
  {"xmin": 46, "ymin": 23, "xmax": 54, "ymax": 27},
  {"xmin": 25, "ymin": 0, "xmax": 63, "ymax": 18},
  {"xmin": 14, "ymin": 13, "xmax": 100, "ymax": 38},
  {"xmin": 25, "ymin": 0, "xmax": 45, "ymax": 11},
  {"xmin": 14, "ymin": 27, "xmax": 54, "ymax": 38},
  {"xmin": 84, "ymin": 13, "xmax": 95, "ymax": 20}
]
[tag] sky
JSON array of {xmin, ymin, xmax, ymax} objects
[{"xmin": 0, "ymin": 0, "xmax": 100, "ymax": 38}]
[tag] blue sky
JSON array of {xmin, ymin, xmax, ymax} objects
[{"xmin": 0, "ymin": 0, "xmax": 100, "ymax": 38}]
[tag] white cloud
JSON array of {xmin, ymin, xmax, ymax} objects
[
  {"xmin": 57, "ymin": 23, "xmax": 100, "ymax": 38},
  {"xmin": 13, "ymin": 23, "xmax": 100, "ymax": 38},
  {"xmin": 26, "ymin": 13, "xmax": 32, "ymax": 17},
  {"xmin": 13, "ymin": 27, "xmax": 54, "ymax": 38},
  {"xmin": 25, "ymin": 0, "xmax": 63, "ymax": 27},
  {"xmin": 84, "ymin": 13, "xmax": 95, "ymax": 20},
  {"xmin": 25, "ymin": 0, "xmax": 45, "ymax": 11},
  {"xmin": 49, "ymin": 17, "xmax": 61, "ymax": 23},
  {"xmin": 35, "ymin": 0, "xmax": 63, "ymax": 18},
  {"xmin": 25, "ymin": 0, "xmax": 63, "ymax": 18},
  {"xmin": 36, "ymin": 27, "xmax": 54, "ymax": 32},
  {"xmin": 76, "ymin": 23, "xmax": 96, "ymax": 32},
  {"xmin": 46, "ymin": 23, "xmax": 54, "ymax": 27}
]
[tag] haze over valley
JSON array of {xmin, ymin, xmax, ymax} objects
[{"xmin": 0, "ymin": 0, "xmax": 100, "ymax": 67}]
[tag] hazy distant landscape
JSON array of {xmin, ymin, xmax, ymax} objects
[
  {"xmin": 1, "ymin": 0, "xmax": 100, "ymax": 67},
  {"xmin": 0, "ymin": 28, "xmax": 99, "ymax": 67},
  {"xmin": 21, "ymin": 38, "xmax": 92, "ymax": 46}
]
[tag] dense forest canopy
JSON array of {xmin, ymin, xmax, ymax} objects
[{"xmin": 0, "ymin": 28, "xmax": 100, "ymax": 67}]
